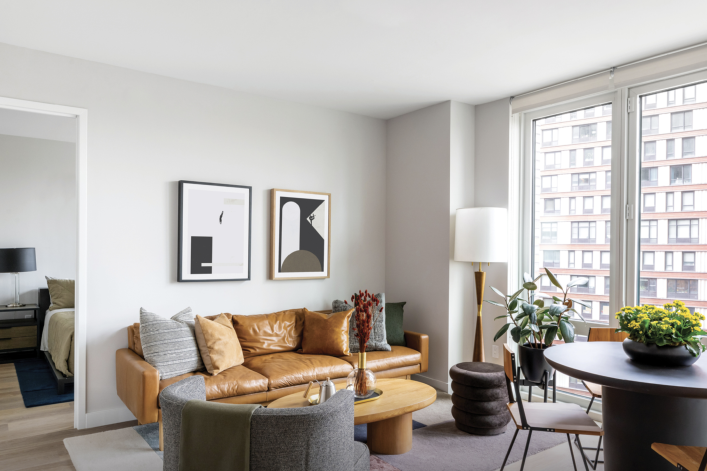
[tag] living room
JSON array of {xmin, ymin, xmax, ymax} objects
[{"xmin": 0, "ymin": 2, "xmax": 706, "ymax": 471}]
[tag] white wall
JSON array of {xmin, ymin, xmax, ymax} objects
[
  {"xmin": 0, "ymin": 134, "xmax": 77, "ymax": 313},
  {"xmin": 0, "ymin": 42, "xmax": 387, "ymax": 423}
]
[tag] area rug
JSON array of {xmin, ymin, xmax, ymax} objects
[
  {"xmin": 64, "ymin": 427, "xmax": 162, "ymax": 471},
  {"xmin": 13, "ymin": 358, "xmax": 74, "ymax": 407}
]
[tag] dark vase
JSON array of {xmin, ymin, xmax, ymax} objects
[
  {"xmin": 622, "ymin": 339, "xmax": 700, "ymax": 367},
  {"xmin": 518, "ymin": 343, "xmax": 555, "ymax": 385}
]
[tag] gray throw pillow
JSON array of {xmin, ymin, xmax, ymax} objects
[
  {"xmin": 139, "ymin": 307, "xmax": 204, "ymax": 379},
  {"xmin": 333, "ymin": 293, "xmax": 391, "ymax": 353}
]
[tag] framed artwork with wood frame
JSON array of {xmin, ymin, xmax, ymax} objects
[
  {"xmin": 178, "ymin": 180, "xmax": 252, "ymax": 282},
  {"xmin": 270, "ymin": 189, "xmax": 331, "ymax": 280}
]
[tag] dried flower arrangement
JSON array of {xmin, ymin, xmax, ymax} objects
[{"xmin": 345, "ymin": 290, "xmax": 382, "ymax": 396}]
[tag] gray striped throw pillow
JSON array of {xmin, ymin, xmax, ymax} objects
[{"xmin": 139, "ymin": 307, "xmax": 204, "ymax": 379}]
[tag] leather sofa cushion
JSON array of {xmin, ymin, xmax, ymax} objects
[
  {"xmin": 340, "ymin": 346, "xmax": 422, "ymax": 372},
  {"xmin": 231, "ymin": 309, "xmax": 305, "ymax": 358},
  {"xmin": 159, "ymin": 365, "xmax": 269, "ymax": 401},
  {"xmin": 195, "ymin": 314, "xmax": 244, "ymax": 375},
  {"xmin": 301, "ymin": 309, "xmax": 353, "ymax": 356},
  {"xmin": 243, "ymin": 352, "xmax": 353, "ymax": 390}
]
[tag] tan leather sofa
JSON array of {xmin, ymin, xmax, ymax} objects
[{"xmin": 116, "ymin": 309, "xmax": 429, "ymax": 427}]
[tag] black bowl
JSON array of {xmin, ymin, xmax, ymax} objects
[{"xmin": 622, "ymin": 339, "xmax": 700, "ymax": 367}]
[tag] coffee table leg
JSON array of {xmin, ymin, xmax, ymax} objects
[{"xmin": 367, "ymin": 412, "xmax": 413, "ymax": 455}]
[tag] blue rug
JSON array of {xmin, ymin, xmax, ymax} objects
[{"xmin": 13, "ymin": 358, "xmax": 73, "ymax": 407}]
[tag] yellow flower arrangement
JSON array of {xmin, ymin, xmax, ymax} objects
[{"xmin": 615, "ymin": 300, "xmax": 707, "ymax": 356}]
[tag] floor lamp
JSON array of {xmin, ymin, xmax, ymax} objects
[{"xmin": 454, "ymin": 208, "xmax": 507, "ymax": 363}]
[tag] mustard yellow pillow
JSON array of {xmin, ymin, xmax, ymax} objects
[
  {"xmin": 302, "ymin": 308, "xmax": 353, "ymax": 356},
  {"xmin": 194, "ymin": 314, "xmax": 244, "ymax": 375},
  {"xmin": 45, "ymin": 277, "xmax": 75, "ymax": 311}
]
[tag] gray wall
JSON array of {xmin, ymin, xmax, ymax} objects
[{"xmin": 0, "ymin": 42, "xmax": 387, "ymax": 424}]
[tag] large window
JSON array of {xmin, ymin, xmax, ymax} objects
[
  {"xmin": 572, "ymin": 124, "xmax": 597, "ymax": 143},
  {"xmin": 544, "ymin": 198, "xmax": 560, "ymax": 214},
  {"xmin": 571, "ymin": 222, "xmax": 596, "ymax": 243},
  {"xmin": 671, "ymin": 111, "xmax": 693, "ymax": 132},
  {"xmin": 572, "ymin": 172, "xmax": 596, "ymax": 190},
  {"xmin": 641, "ymin": 167, "xmax": 658, "ymax": 187},
  {"xmin": 641, "ymin": 220, "xmax": 657, "ymax": 243},
  {"xmin": 668, "ymin": 219, "xmax": 698, "ymax": 243},
  {"xmin": 667, "ymin": 279, "xmax": 698, "ymax": 300},
  {"xmin": 683, "ymin": 137, "xmax": 696, "ymax": 158},
  {"xmin": 541, "ymin": 222, "xmax": 558, "ymax": 243},
  {"xmin": 642, "ymin": 115, "xmax": 659, "ymax": 135},
  {"xmin": 670, "ymin": 165, "xmax": 692, "ymax": 185},
  {"xmin": 543, "ymin": 250, "xmax": 560, "ymax": 268},
  {"xmin": 541, "ymin": 175, "xmax": 558, "ymax": 193}
]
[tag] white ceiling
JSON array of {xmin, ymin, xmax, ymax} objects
[
  {"xmin": 1, "ymin": 1, "xmax": 707, "ymax": 119},
  {"xmin": 0, "ymin": 108, "xmax": 76, "ymax": 143}
]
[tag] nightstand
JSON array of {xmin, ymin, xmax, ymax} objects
[{"xmin": 0, "ymin": 304, "xmax": 40, "ymax": 358}]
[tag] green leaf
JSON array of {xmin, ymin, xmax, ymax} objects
[
  {"xmin": 508, "ymin": 299, "xmax": 518, "ymax": 311},
  {"xmin": 544, "ymin": 268, "xmax": 563, "ymax": 290},
  {"xmin": 570, "ymin": 298, "xmax": 590, "ymax": 308},
  {"xmin": 529, "ymin": 310, "xmax": 537, "ymax": 325},
  {"xmin": 494, "ymin": 323, "xmax": 511, "ymax": 342},
  {"xmin": 533, "ymin": 299, "xmax": 544, "ymax": 308},
  {"xmin": 544, "ymin": 326, "xmax": 558, "ymax": 346},
  {"xmin": 539, "ymin": 323, "xmax": 558, "ymax": 329},
  {"xmin": 523, "ymin": 282, "xmax": 538, "ymax": 291},
  {"xmin": 520, "ymin": 328, "xmax": 532, "ymax": 338},
  {"xmin": 491, "ymin": 286, "xmax": 507, "ymax": 299},
  {"xmin": 509, "ymin": 288, "xmax": 525, "ymax": 303},
  {"xmin": 521, "ymin": 302, "xmax": 537, "ymax": 316},
  {"xmin": 566, "ymin": 277, "xmax": 589, "ymax": 288},
  {"xmin": 494, "ymin": 315, "xmax": 510, "ymax": 320},
  {"xmin": 530, "ymin": 323, "xmax": 540, "ymax": 333},
  {"xmin": 484, "ymin": 300, "xmax": 506, "ymax": 308},
  {"xmin": 520, "ymin": 317, "xmax": 529, "ymax": 329},
  {"xmin": 534, "ymin": 274, "xmax": 543, "ymax": 282},
  {"xmin": 552, "ymin": 296, "xmax": 562, "ymax": 302},
  {"xmin": 548, "ymin": 304, "xmax": 568, "ymax": 317},
  {"xmin": 559, "ymin": 320, "xmax": 575, "ymax": 343},
  {"xmin": 511, "ymin": 326, "xmax": 521, "ymax": 343},
  {"xmin": 515, "ymin": 311, "xmax": 528, "ymax": 321}
]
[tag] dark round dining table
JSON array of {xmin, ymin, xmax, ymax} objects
[{"xmin": 544, "ymin": 342, "xmax": 707, "ymax": 471}]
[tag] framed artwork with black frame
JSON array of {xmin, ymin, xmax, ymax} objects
[
  {"xmin": 178, "ymin": 180, "xmax": 252, "ymax": 282},
  {"xmin": 270, "ymin": 189, "xmax": 330, "ymax": 280}
]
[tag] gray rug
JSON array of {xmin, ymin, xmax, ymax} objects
[{"xmin": 376, "ymin": 420, "xmax": 566, "ymax": 471}]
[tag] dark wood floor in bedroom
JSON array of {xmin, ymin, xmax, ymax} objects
[{"xmin": 0, "ymin": 363, "xmax": 136, "ymax": 471}]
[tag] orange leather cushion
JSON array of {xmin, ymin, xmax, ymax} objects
[
  {"xmin": 340, "ymin": 346, "xmax": 422, "ymax": 372},
  {"xmin": 194, "ymin": 314, "xmax": 244, "ymax": 375},
  {"xmin": 230, "ymin": 309, "xmax": 305, "ymax": 358},
  {"xmin": 159, "ymin": 365, "xmax": 268, "ymax": 401},
  {"xmin": 132, "ymin": 323, "xmax": 144, "ymax": 357},
  {"xmin": 301, "ymin": 308, "xmax": 353, "ymax": 356},
  {"xmin": 243, "ymin": 352, "xmax": 353, "ymax": 390}
]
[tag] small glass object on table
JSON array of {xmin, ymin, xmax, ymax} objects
[{"xmin": 347, "ymin": 352, "xmax": 376, "ymax": 398}]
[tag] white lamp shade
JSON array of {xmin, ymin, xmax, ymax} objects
[{"xmin": 454, "ymin": 207, "xmax": 508, "ymax": 263}]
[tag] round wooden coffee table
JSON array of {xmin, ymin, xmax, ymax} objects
[{"xmin": 268, "ymin": 378, "xmax": 437, "ymax": 454}]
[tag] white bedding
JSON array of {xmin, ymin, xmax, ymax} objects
[{"xmin": 40, "ymin": 308, "xmax": 73, "ymax": 351}]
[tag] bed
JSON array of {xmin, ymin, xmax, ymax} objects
[{"xmin": 38, "ymin": 288, "xmax": 74, "ymax": 394}]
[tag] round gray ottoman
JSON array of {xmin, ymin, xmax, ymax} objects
[{"xmin": 449, "ymin": 362, "xmax": 511, "ymax": 436}]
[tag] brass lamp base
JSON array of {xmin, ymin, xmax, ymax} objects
[{"xmin": 473, "ymin": 266, "xmax": 486, "ymax": 362}]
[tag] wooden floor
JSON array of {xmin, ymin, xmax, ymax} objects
[{"xmin": 0, "ymin": 363, "xmax": 137, "ymax": 471}]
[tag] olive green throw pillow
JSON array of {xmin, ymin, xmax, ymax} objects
[
  {"xmin": 45, "ymin": 277, "xmax": 75, "ymax": 311},
  {"xmin": 385, "ymin": 302, "xmax": 406, "ymax": 347}
]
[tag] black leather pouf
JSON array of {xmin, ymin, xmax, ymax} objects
[{"xmin": 449, "ymin": 362, "xmax": 511, "ymax": 436}]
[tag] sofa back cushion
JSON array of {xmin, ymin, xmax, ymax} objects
[
  {"xmin": 301, "ymin": 309, "xmax": 353, "ymax": 356},
  {"xmin": 231, "ymin": 309, "xmax": 305, "ymax": 358}
]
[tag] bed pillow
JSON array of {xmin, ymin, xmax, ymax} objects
[
  {"xmin": 194, "ymin": 314, "xmax": 244, "ymax": 375},
  {"xmin": 139, "ymin": 307, "xmax": 204, "ymax": 379},
  {"xmin": 45, "ymin": 277, "xmax": 75, "ymax": 311},
  {"xmin": 385, "ymin": 302, "xmax": 407, "ymax": 347},
  {"xmin": 333, "ymin": 293, "xmax": 391, "ymax": 353},
  {"xmin": 301, "ymin": 308, "xmax": 353, "ymax": 356}
]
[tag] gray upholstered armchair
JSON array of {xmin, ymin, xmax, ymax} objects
[{"xmin": 160, "ymin": 376, "xmax": 370, "ymax": 471}]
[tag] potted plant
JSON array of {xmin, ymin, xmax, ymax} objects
[
  {"xmin": 487, "ymin": 268, "xmax": 587, "ymax": 385},
  {"xmin": 616, "ymin": 301, "xmax": 707, "ymax": 366}
]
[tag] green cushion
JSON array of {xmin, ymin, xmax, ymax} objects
[{"xmin": 385, "ymin": 302, "xmax": 406, "ymax": 347}]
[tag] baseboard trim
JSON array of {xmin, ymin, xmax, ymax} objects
[
  {"xmin": 412, "ymin": 373, "xmax": 448, "ymax": 393},
  {"xmin": 85, "ymin": 406, "xmax": 136, "ymax": 428}
]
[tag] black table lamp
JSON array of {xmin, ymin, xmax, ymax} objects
[{"xmin": 0, "ymin": 248, "xmax": 37, "ymax": 307}]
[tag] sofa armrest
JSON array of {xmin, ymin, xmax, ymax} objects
[
  {"xmin": 116, "ymin": 348, "xmax": 160, "ymax": 424},
  {"xmin": 404, "ymin": 331, "xmax": 429, "ymax": 373}
]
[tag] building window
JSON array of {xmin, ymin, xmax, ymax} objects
[
  {"xmin": 642, "ymin": 115, "xmax": 659, "ymax": 135},
  {"xmin": 602, "ymin": 104, "xmax": 612, "ymax": 115},
  {"xmin": 568, "ymin": 251, "xmax": 575, "ymax": 268},
  {"xmin": 544, "ymin": 116, "xmax": 558, "ymax": 124},
  {"xmin": 600, "ymin": 302, "xmax": 610, "ymax": 322},
  {"xmin": 671, "ymin": 111, "xmax": 693, "ymax": 132},
  {"xmin": 641, "ymin": 167, "xmax": 658, "ymax": 187},
  {"xmin": 641, "ymin": 220, "xmax": 658, "ymax": 243},
  {"xmin": 569, "ymin": 197, "xmax": 576, "ymax": 215},
  {"xmin": 667, "ymin": 192, "xmax": 675, "ymax": 212},
  {"xmin": 571, "ymin": 275, "xmax": 595, "ymax": 294},
  {"xmin": 541, "ymin": 222, "xmax": 558, "ymax": 243},
  {"xmin": 640, "ymin": 278, "xmax": 657, "ymax": 298},
  {"xmin": 583, "ymin": 148, "xmax": 594, "ymax": 166},
  {"xmin": 545, "ymin": 152, "xmax": 561, "ymax": 169},
  {"xmin": 541, "ymin": 175, "xmax": 558, "ymax": 193},
  {"xmin": 643, "ymin": 94, "xmax": 657, "ymax": 109},
  {"xmin": 683, "ymin": 85, "xmax": 696, "ymax": 104},
  {"xmin": 682, "ymin": 191, "xmax": 694, "ymax": 211},
  {"xmin": 544, "ymin": 198, "xmax": 560, "ymax": 214},
  {"xmin": 605, "ymin": 221, "xmax": 611, "ymax": 243},
  {"xmin": 644, "ymin": 141, "xmax": 656, "ymax": 161},
  {"xmin": 667, "ymin": 139, "xmax": 676, "ymax": 159},
  {"xmin": 583, "ymin": 196, "xmax": 594, "ymax": 214},
  {"xmin": 582, "ymin": 251, "xmax": 593, "ymax": 269},
  {"xmin": 604, "ymin": 276, "xmax": 610, "ymax": 294},
  {"xmin": 683, "ymin": 252, "xmax": 696, "ymax": 271},
  {"xmin": 572, "ymin": 172, "xmax": 596, "ymax": 191},
  {"xmin": 605, "ymin": 170, "xmax": 611, "ymax": 189},
  {"xmin": 670, "ymin": 165, "xmax": 692, "ymax": 185},
  {"xmin": 568, "ymin": 377, "xmax": 586, "ymax": 391},
  {"xmin": 543, "ymin": 250, "xmax": 560, "ymax": 268},
  {"xmin": 571, "ymin": 221, "xmax": 596, "ymax": 243},
  {"xmin": 667, "ymin": 279, "xmax": 698, "ymax": 300},
  {"xmin": 602, "ymin": 146, "xmax": 611, "ymax": 165},
  {"xmin": 668, "ymin": 219, "xmax": 699, "ymax": 244},
  {"xmin": 569, "ymin": 150, "xmax": 577, "ymax": 167},
  {"xmin": 542, "ymin": 128, "xmax": 559, "ymax": 147},
  {"xmin": 668, "ymin": 90, "xmax": 676, "ymax": 106},
  {"xmin": 602, "ymin": 195, "xmax": 611, "ymax": 214},
  {"xmin": 601, "ymin": 251, "xmax": 611, "ymax": 269},
  {"xmin": 540, "ymin": 274, "xmax": 557, "ymax": 292},
  {"xmin": 572, "ymin": 124, "xmax": 597, "ymax": 143},
  {"xmin": 643, "ymin": 193, "xmax": 656, "ymax": 213},
  {"xmin": 606, "ymin": 121, "xmax": 612, "ymax": 140},
  {"xmin": 683, "ymin": 137, "xmax": 696, "ymax": 158},
  {"xmin": 584, "ymin": 107, "xmax": 595, "ymax": 118},
  {"xmin": 642, "ymin": 251, "xmax": 655, "ymax": 270},
  {"xmin": 666, "ymin": 252, "xmax": 674, "ymax": 271}
]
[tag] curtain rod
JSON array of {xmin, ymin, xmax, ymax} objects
[{"xmin": 510, "ymin": 40, "xmax": 707, "ymax": 102}]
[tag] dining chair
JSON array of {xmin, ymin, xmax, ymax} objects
[
  {"xmin": 575, "ymin": 327, "xmax": 628, "ymax": 469},
  {"xmin": 500, "ymin": 344, "xmax": 603, "ymax": 471},
  {"xmin": 652, "ymin": 443, "xmax": 707, "ymax": 471}
]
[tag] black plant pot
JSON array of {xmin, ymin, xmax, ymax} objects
[
  {"xmin": 622, "ymin": 338, "xmax": 700, "ymax": 367},
  {"xmin": 518, "ymin": 343, "xmax": 555, "ymax": 386}
]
